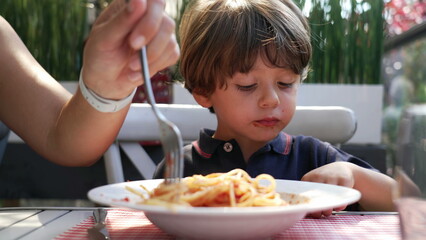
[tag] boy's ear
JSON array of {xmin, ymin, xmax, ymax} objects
[{"xmin": 192, "ymin": 90, "xmax": 212, "ymax": 109}]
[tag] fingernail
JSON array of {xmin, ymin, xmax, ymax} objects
[{"xmin": 131, "ymin": 36, "xmax": 145, "ymax": 49}]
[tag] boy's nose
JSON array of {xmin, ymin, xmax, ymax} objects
[{"xmin": 259, "ymin": 87, "xmax": 279, "ymax": 108}]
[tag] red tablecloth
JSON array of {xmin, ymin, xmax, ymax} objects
[{"xmin": 55, "ymin": 208, "xmax": 400, "ymax": 240}]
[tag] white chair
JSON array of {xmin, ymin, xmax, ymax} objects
[{"xmin": 103, "ymin": 103, "xmax": 356, "ymax": 183}]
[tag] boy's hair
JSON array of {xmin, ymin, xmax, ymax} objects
[{"xmin": 179, "ymin": 0, "xmax": 312, "ymax": 97}]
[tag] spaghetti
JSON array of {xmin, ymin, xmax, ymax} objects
[{"xmin": 127, "ymin": 169, "xmax": 288, "ymax": 207}]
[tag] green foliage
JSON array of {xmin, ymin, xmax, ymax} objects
[
  {"xmin": 174, "ymin": 0, "xmax": 191, "ymax": 41},
  {"xmin": 290, "ymin": 0, "xmax": 384, "ymax": 84},
  {"xmin": 403, "ymin": 37, "xmax": 426, "ymax": 103},
  {"xmin": 0, "ymin": 0, "xmax": 88, "ymax": 81}
]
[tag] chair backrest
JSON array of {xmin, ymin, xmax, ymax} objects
[{"xmin": 103, "ymin": 103, "xmax": 356, "ymax": 183}]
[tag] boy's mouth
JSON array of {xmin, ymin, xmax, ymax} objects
[{"xmin": 254, "ymin": 117, "xmax": 279, "ymax": 127}]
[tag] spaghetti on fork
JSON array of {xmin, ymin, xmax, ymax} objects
[{"xmin": 126, "ymin": 169, "xmax": 288, "ymax": 207}]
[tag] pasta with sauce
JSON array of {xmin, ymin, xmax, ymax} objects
[{"xmin": 126, "ymin": 169, "xmax": 288, "ymax": 207}]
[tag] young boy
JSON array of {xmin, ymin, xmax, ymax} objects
[{"xmin": 154, "ymin": 0, "xmax": 395, "ymax": 216}]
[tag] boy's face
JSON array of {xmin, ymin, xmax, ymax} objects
[{"xmin": 195, "ymin": 56, "xmax": 300, "ymax": 145}]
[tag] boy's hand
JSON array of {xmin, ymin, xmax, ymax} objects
[{"xmin": 301, "ymin": 162, "xmax": 355, "ymax": 218}]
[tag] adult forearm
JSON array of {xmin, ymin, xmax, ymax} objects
[{"xmin": 45, "ymin": 90, "xmax": 129, "ymax": 166}]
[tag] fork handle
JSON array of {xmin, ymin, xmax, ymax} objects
[
  {"xmin": 140, "ymin": 47, "xmax": 164, "ymax": 119},
  {"xmin": 93, "ymin": 208, "xmax": 107, "ymax": 224},
  {"xmin": 140, "ymin": 47, "xmax": 153, "ymax": 103}
]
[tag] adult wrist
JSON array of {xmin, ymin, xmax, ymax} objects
[{"xmin": 78, "ymin": 70, "xmax": 136, "ymax": 113}]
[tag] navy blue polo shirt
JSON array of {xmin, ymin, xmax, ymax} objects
[{"xmin": 153, "ymin": 128, "xmax": 377, "ymax": 179}]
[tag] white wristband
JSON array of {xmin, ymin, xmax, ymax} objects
[{"xmin": 79, "ymin": 71, "xmax": 136, "ymax": 113}]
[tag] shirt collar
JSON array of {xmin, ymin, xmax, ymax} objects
[
  {"xmin": 268, "ymin": 132, "xmax": 293, "ymax": 155},
  {"xmin": 193, "ymin": 129, "xmax": 224, "ymax": 159},
  {"xmin": 194, "ymin": 129, "xmax": 293, "ymax": 158}
]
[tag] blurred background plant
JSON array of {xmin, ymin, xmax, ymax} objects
[
  {"xmin": 0, "ymin": 0, "xmax": 88, "ymax": 81},
  {"xmin": 292, "ymin": 0, "xmax": 385, "ymax": 84},
  {"xmin": 384, "ymin": 0, "xmax": 425, "ymax": 37},
  {"xmin": 381, "ymin": 0, "xmax": 425, "ymax": 174},
  {"xmin": 383, "ymin": 0, "xmax": 426, "ymax": 104}
]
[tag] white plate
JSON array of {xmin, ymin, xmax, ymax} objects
[{"xmin": 88, "ymin": 179, "xmax": 360, "ymax": 240}]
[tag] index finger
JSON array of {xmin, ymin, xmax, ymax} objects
[
  {"xmin": 128, "ymin": 0, "xmax": 167, "ymax": 49},
  {"xmin": 95, "ymin": 0, "xmax": 130, "ymax": 25}
]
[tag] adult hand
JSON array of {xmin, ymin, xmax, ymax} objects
[
  {"xmin": 302, "ymin": 162, "xmax": 355, "ymax": 218},
  {"xmin": 82, "ymin": 0, "xmax": 179, "ymax": 100}
]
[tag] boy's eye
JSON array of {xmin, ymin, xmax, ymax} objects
[
  {"xmin": 278, "ymin": 82, "xmax": 294, "ymax": 89},
  {"xmin": 236, "ymin": 84, "xmax": 256, "ymax": 91}
]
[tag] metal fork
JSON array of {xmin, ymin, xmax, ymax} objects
[
  {"xmin": 87, "ymin": 208, "xmax": 109, "ymax": 240},
  {"xmin": 139, "ymin": 47, "xmax": 183, "ymax": 183}
]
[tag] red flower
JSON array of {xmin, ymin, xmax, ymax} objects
[{"xmin": 385, "ymin": 0, "xmax": 426, "ymax": 36}]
